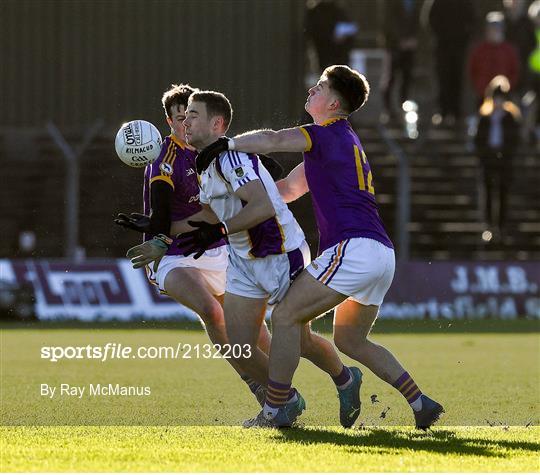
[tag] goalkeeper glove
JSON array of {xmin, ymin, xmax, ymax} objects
[
  {"xmin": 196, "ymin": 137, "xmax": 231, "ymax": 174},
  {"xmin": 126, "ymin": 234, "xmax": 172, "ymax": 271},
  {"xmin": 114, "ymin": 212, "xmax": 152, "ymax": 233},
  {"xmin": 176, "ymin": 221, "xmax": 228, "ymax": 259}
]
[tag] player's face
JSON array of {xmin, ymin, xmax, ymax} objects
[
  {"xmin": 183, "ymin": 101, "xmax": 214, "ymax": 149},
  {"xmin": 166, "ymin": 104, "xmax": 187, "ymax": 141},
  {"xmin": 305, "ymin": 78, "xmax": 335, "ymax": 117}
]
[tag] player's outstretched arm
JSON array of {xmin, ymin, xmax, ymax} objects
[
  {"xmin": 114, "ymin": 212, "xmax": 152, "ymax": 233},
  {"xmin": 196, "ymin": 128, "xmax": 310, "ymax": 171},
  {"xmin": 232, "ymin": 127, "xmax": 309, "ymax": 154},
  {"xmin": 114, "ymin": 181, "xmax": 172, "ymax": 235},
  {"xmin": 148, "ymin": 180, "xmax": 173, "ymax": 234},
  {"xmin": 276, "ymin": 162, "xmax": 309, "ymax": 203}
]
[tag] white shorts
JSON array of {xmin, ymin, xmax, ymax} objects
[
  {"xmin": 146, "ymin": 246, "xmax": 228, "ymax": 296},
  {"xmin": 226, "ymin": 241, "xmax": 311, "ymax": 305},
  {"xmin": 306, "ymin": 237, "xmax": 395, "ymax": 306}
]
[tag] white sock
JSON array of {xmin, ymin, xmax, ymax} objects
[
  {"xmin": 263, "ymin": 403, "xmax": 279, "ymax": 419},
  {"xmin": 410, "ymin": 396, "xmax": 423, "ymax": 412},
  {"xmin": 336, "ymin": 375, "xmax": 353, "ymax": 391},
  {"xmin": 287, "ymin": 392, "xmax": 298, "ymax": 404}
]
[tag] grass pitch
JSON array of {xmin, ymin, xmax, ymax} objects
[
  {"xmin": 2, "ymin": 426, "xmax": 539, "ymax": 472},
  {"xmin": 1, "ymin": 320, "xmax": 539, "ymax": 471}
]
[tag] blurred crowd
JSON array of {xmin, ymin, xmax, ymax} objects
[
  {"xmin": 304, "ymin": 0, "xmax": 540, "ymax": 240},
  {"xmin": 304, "ymin": 0, "xmax": 540, "ymax": 144}
]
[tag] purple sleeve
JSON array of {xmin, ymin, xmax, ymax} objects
[
  {"xmin": 299, "ymin": 124, "xmax": 323, "ymax": 156},
  {"xmin": 145, "ymin": 136, "xmax": 178, "ymax": 190}
]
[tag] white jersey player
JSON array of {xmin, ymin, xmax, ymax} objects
[
  {"xmin": 198, "ymin": 149, "xmax": 308, "ymax": 304},
  {"xmin": 170, "ymin": 90, "xmax": 356, "ymax": 425}
]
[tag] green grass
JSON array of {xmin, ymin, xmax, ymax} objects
[
  {"xmin": 2, "ymin": 426, "xmax": 539, "ymax": 472},
  {"xmin": 1, "ymin": 321, "xmax": 539, "ymax": 471}
]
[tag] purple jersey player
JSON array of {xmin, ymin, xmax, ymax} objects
[
  {"xmin": 198, "ymin": 65, "xmax": 443, "ymax": 429},
  {"xmin": 142, "ymin": 134, "xmax": 224, "ymax": 258},
  {"xmin": 299, "ymin": 118, "xmax": 394, "ymax": 253},
  {"xmin": 117, "ymin": 84, "xmax": 271, "ymax": 406}
]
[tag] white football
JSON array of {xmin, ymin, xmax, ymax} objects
[{"xmin": 115, "ymin": 120, "xmax": 162, "ymax": 168}]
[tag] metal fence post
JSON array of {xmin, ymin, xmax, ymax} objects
[
  {"xmin": 46, "ymin": 120, "xmax": 103, "ymax": 260},
  {"xmin": 378, "ymin": 124, "xmax": 410, "ymax": 261}
]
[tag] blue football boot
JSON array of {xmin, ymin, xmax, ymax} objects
[
  {"xmin": 253, "ymin": 385, "xmax": 267, "ymax": 407},
  {"xmin": 243, "ymin": 392, "xmax": 306, "ymax": 428},
  {"xmin": 337, "ymin": 366, "xmax": 363, "ymax": 428}
]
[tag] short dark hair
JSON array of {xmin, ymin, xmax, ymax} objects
[
  {"xmin": 323, "ymin": 65, "xmax": 370, "ymax": 114},
  {"xmin": 161, "ymin": 84, "xmax": 197, "ymax": 118},
  {"xmin": 189, "ymin": 90, "xmax": 233, "ymax": 130}
]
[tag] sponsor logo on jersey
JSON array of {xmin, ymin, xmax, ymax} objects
[
  {"xmin": 186, "ymin": 168, "xmax": 195, "ymax": 176},
  {"xmin": 234, "ymin": 167, "xmax": 245, "ymax": 177},
  {"xmin": 160, "ymin": 163, "xmax": 173, "ymax": 175}
]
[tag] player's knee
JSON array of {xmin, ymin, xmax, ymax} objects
[
  {"xmin": 334, "ymin": 335, "xmax": 348, "ymax": 355},
  {"xmin": 271, "ymin": 303, "xmax": 301, "ymax": 328},
  {"xmin": 299, "ymin": 335, "xmax": 317, "ymax": 358},
  {"xmin": 334, "ymin": 333, "xmax": 366, "ymax": 357},
  {"xmin": 226, "ymin": 327, "xmax": 256, "ymax": 349},
  {"xmin": 198, "ymin": 300, "xmax": 224, "ymax": 328},
  {"xmin": 299, "ymin": 331, "xmax": 312, "ymax": 356},
  {"xmin": 271, "ymin": 309, "xmax": 295, "ymax": 328}
]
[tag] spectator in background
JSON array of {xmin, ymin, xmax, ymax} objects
[
  {"xmin": 381, "ymin": 0, "xmax": 422, "ymax": 120},
  {"xmin": 427, "ymin": 0, "xmax": 476, "ymax": 125},
  {"xmin": 474, "ymin": 76, "xmax": 521, "ymax": 239},
  {"xmin": 468, "ymin": 12, "xmax": 520, "ymax": 106},
  {"xmin": 503, "ymin": 0, "xmax": 536, "ymax": 96},
  {"xmin": 304, "ymin": 0, "xmax": 358, "ymax": 71}
]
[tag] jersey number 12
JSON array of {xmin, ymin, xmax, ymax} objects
[{"xmin": 353, "ymin": 145, "xmax": 375, "ymax": 195}]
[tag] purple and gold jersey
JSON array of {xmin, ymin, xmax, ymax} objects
[
  {"xmin": 143, "ymin": 134, "xmax": 225, "ymax": 255},
  {"xmin": 299, "ymin": 118, "xmax": 393, "ymax": 253}
]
